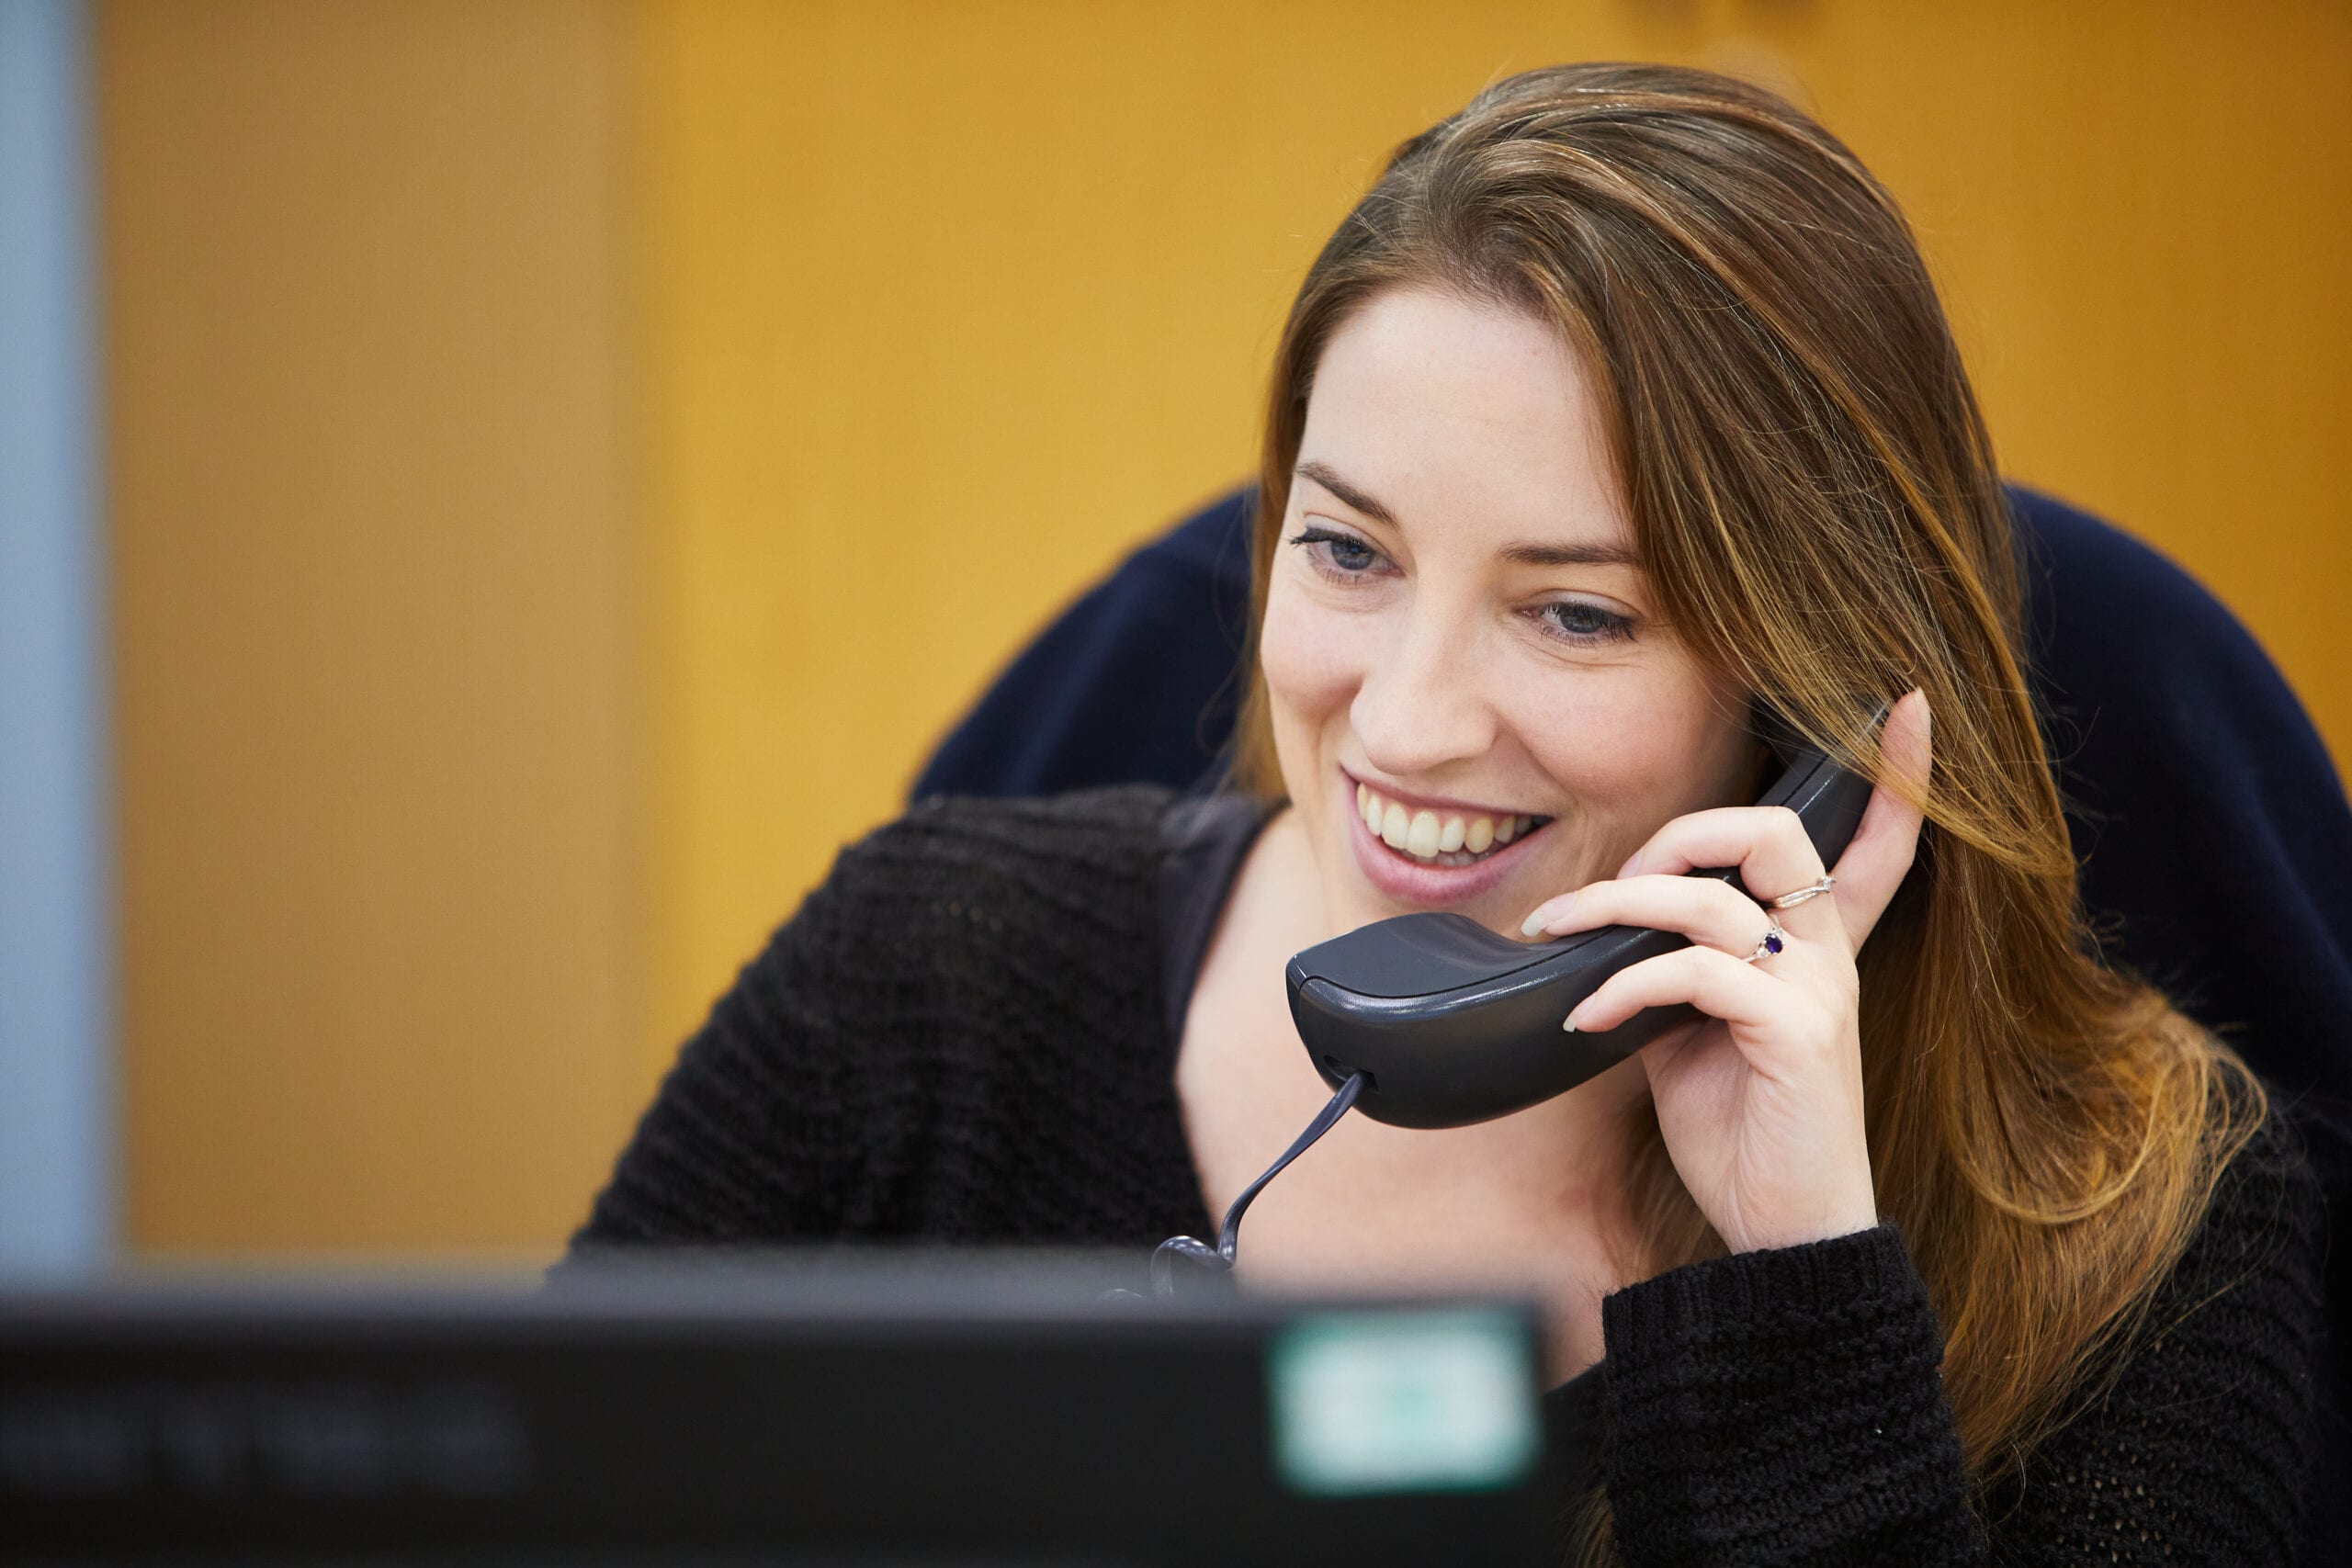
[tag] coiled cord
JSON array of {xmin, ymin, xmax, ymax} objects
[{"xmin": 1148, "ymin": 1071, "xmax": 1367, "ymax": 1298}]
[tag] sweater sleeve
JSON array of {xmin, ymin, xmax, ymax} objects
[
  {"xmin": 555, "ymin": 784, "xmax": 1189, "ymax": 1267},
  {"xmin": 1595, "ymin": 1114, "xmax": 2324, "ymax": 1566},
  {"xmin": 560, "ymin": 846, "xmax": 874, "ymax": 1258}
]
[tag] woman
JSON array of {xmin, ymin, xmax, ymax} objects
[{"xmin": 571, "ymin": 64, "xmax": 2323, "ymax": 1562}]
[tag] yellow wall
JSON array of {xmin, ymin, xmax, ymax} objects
[
  {"xmin": 109, "ymin": 0, "xmax": 2349, "ymax": 1256},
  {"xmin": 637, "ymin": 0, "xmax": 2352, "ymax": 1079},
  {"xmin": 104, "ymin": 0, "xmax": 643, "ymax": 1252}
]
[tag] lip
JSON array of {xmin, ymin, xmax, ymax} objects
[{"xmin": 1340, "ymin": 766, "xmax": 1551, "ymax": 909}]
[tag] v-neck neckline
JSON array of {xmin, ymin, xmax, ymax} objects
[{"xmin": 1147, "ymin": 788, "xmax": 1605, "ymax": 1495}]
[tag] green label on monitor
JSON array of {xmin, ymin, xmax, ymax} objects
[{"xmin": 1267, "ymin": 1307, "xmax": 1540, "ymax": 1496}]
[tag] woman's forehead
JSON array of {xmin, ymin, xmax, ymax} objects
[{"xmin": 1300, "ymin": 288, "xmax": 1633, "ymax": 558}]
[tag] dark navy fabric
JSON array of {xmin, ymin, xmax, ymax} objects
[
  {"xmin": 913, "ymin": 486, "xmax": 1258, "ymax": 804},
  {"xmin": 909, "ymin": 481, "xmax": 2352, "ymax": 1560}
]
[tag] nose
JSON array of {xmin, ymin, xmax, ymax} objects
[{"xmin": 1350, "ymin": 599, "xmax": 1498, "ymax": 783}]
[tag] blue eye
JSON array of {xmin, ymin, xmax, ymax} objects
[
  {"xmin": 1285, "ymin": 525, "xmax": 1386, "ymax": 578},
  {"xmin": 1535, "ymin": 601, "xmax": 1636, "ymax": 646}
]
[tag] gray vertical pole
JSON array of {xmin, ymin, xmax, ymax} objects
[{"xmin": 0, "ymin": 0, "xmax": 113, "ymax": 1277}]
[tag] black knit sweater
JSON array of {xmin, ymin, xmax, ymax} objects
[{"xmin": 570, "ymin": 785, "xmax": 2326, "ymax": 1565}]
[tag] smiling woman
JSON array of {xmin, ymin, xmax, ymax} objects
[
  {"xmin": 568, "ymin": 63, "xmax": 2323, "ymax": 1566},
  {"xmin": 1258, "ymin": 290, "xmax": 1761, "ymax": 925}
]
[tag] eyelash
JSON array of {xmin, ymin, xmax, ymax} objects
[
  {"xmin": 1283, "ymin": 525, "xmax": 1638, "ymax": 648},
  {"xmin": 1287, "ymin": 525, "xmax": 1386, "ymax": 580}
]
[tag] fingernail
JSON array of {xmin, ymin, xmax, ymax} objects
[
  {"xmin": 1561, "ymin": 1007, "xmax": 1584, "ymax": 1033},
  {"xmin": 1521, "ymin": 892, "xmax": 1575, "ymax": 937}
]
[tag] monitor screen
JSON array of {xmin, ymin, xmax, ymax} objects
[{"xmin": 2, "ymin": 1252, "xmax": 1564, "ymax": 1565}]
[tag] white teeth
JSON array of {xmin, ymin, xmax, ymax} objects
[
  {"xmin": 1406, "ymin": 810, "xmax": 1442, "ymax": 857},
  {"xmin": 1354, "ymin": 783, "xmax": 1547, "ymax": 869}
]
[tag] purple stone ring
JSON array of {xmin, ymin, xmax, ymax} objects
[{"xmin": 1741, "ymin": 919, "xmax": 1787, "ymax": 964}]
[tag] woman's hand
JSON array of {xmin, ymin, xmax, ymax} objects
[{"xmin": 1517, "ymin": 691, "xmax": 1934, "ymax": 1256}]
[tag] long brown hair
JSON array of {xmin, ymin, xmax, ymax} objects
[{"xmin": 1230, "ymin": 62, "xmax": 2264, "ymax": 1537}]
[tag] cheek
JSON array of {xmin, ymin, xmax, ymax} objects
[
  {"xmin": 1510, "ymin": 670, "xmax": 1751, "ymax": 821},
  {"xmin": 1258, "ymin": 578, "xmax": 1366, "ymax": 731}
]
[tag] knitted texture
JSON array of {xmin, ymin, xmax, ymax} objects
[
  {"xmin": 569, "ymin": 786, "xmax": 2324, "ymax": 1565},
  {"xmin": 1599, "ymin": 1226, "xmax": 1980, "ymax": 1563},
  {"xmin": 1973, "ymin": 1117, "xmax": 2327, "ymax": 1566},
  {"xmin": 572, "ymin": 786, "xmax": 1216, "ymax": 1250}
]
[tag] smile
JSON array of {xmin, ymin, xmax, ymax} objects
[{"xmin": 1354, "ymin": 780, "xmax": 1554, "ymax": 869}]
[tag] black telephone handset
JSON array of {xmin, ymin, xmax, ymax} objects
[
  {"xmin": 1283, "ymin": 713, "xmax": 1878, "ymax": 1130},
  {"xmin": 1142, "ymin": 707, "xmax": 1882, "ymax": 1294}
]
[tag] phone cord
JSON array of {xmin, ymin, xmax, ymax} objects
[{"xmin": 1148, "ymin": 1070, "xmax": 1366, "ymax": 1298}]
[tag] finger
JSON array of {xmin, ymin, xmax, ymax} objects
[
  {"xmin": 1612, "ymin": 803, "xmax": 1833, "ymax": 941},
  {"xmin": 1564, "ymin": 944, "xmax": 1787, "ymax": 1036},
  {"xmin": 1522, "ymin": 873, "xmax": 1787, "ymax": 960},
  {"xmin": 1825, "ymin": 689, "xmax": 1932, "ymax": 951}
]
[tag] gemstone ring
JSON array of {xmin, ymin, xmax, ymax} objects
[{"xmin": 1741, "ymin": 919, "xmax": 1787, "ymax": 964}]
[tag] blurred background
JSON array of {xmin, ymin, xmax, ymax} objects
[{"xmin": 2, "ymin": 0, "xmax": 2346, "ymax": 1274}]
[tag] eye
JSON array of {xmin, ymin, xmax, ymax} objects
[
  {"xmin": 1284, "ymin": 525, "xmax": 1390, "ymax": 581},
  {"xmin": 1532, "ymin": 599, "xmax": 1637, "ymax": 647}
]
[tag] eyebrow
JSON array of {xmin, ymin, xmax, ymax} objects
[
  {"xmin": 1294, "ymin": 458, "xmax": 1643, "ymax": 570},
  {"xmin": 1295, "ymin": 458, "xmax": 1401, "ymax": 529},
  {"xmin": 1496, "ymin": 536, "xmax": 1644, "ymax": 570}
]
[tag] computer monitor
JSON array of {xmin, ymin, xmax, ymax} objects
[{"xmin": 3, "ymin": 1252, "xmax": 1564, "ymax": 1564}]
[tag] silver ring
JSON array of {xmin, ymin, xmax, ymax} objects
[
  {"xmin": 1767, "ymin": 875, "xmax": 1835, "ymax": 910},
  {"xmin": 1741, "ymin": 919, "xmax": 1786, "ymax": 964}
]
